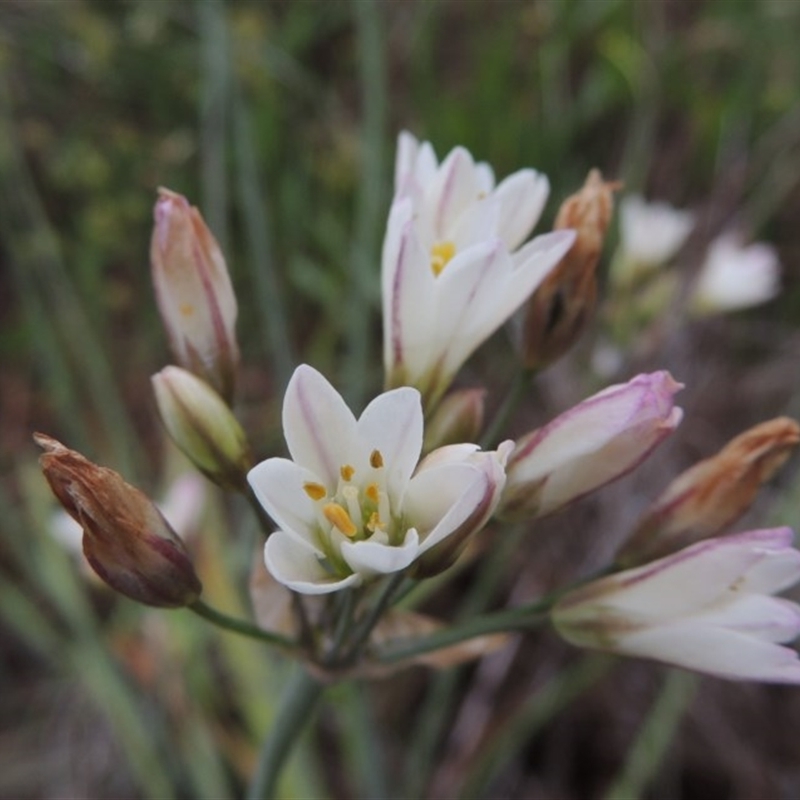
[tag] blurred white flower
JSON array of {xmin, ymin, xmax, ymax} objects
[
  {"xmin": 498, "ymin": 372, "xmax": 683, "ymax": 520},
  {"xmin": 553, "ymin": 528, "xmax": 800, "ymax": 683},
  {"xmin": 689, "ymin": 233, "xmax": 780, "ymax": 314},
  {"xmin": 248, "ymin": 365, "xmax": 510, "ymax": 594},
  {"xmin": 612, "ymin": 195, "xmax": 694, "ymax": 286},
  {"xmin": 384, "ymin": 131, "xmax": 575, "ymax": 408}
]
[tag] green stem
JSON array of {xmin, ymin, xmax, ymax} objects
[
  {"xmin": 189, "ymin": 600, "xmax": 297, "ymax": 650},
  {"xmin": 604, "ymin": 670, "xmax": 698, "ymax": 800},
  {"xmin": 480, "ymin": 368, "xmax": 535, "ymax": 448},
  {"xmin": 341, "ymin": 571, "xmax": 407, "ymax": 665},
  {"xmin": 460, "ymin": 654, "xmax": 615, "ymax": 798},
  {"xmin": 376, "ymin": 601, "xmax": 551, "ymax": 664},
  {"xmin": 246, "ymin": 667, "xmax": 326, "ymax": 800}
]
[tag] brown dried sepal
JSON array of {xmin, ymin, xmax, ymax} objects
[
  {"xmin": 35, "ymin": 433, "xmax": 202, "ymax": 607},
  {"xmin": 618, "ymin": 417, "xmax": 800, "ymax": 567}
]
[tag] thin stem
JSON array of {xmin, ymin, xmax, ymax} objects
[
  {"xmin": 460, "ymin": 654, "xmax": 615, "ymax": 798},
  {"xmin": 325, "ymin": 587, "xmax": 357, "ymax": 665},
  {"xmin": 189, "ymin": 600, "xmax": 297, "ymax": 650},
  {"xmin": 246, "ymin": 667, "xmax": 325, "ymax": 800},
  {"xmin": 375, "ymin": 602, "xmax": 551, "ymax": 665},
  {"xmin": 340, "ymin": 571, "xmax": 407, "ymax": 665},
  {"xmin": 480, "ymin": 368, "xmax": 535, "ymax": 448},
  {"xmin": 604, "ymin": 670, "xmax": 698, "ymax": 800}
]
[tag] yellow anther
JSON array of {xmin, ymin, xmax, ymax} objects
[
  {"xmin": 366, "ymin": 511, "xmax": 384, "ymax": 533},
  {"xmin": 323, "ymin": 503, "xmax": 358, "ymax": 537},
  {"xmin": 179, "ymin": 303, "xmax": 195, "ymax": 317},
  {"xmin": 370, "ymin": 449, "xmax": 384, "ymax": 469},
  {"xmin": 365, "ymin": 483, "xmax": 380, "ymax": 504},
  {"xmin": 303, "ymin": 482, "xmax": 327, "ymax": 501},
  {"xmin": 340, "ymin": 464, "xmax": 355, "ymax": 481},
  {"xmin": 430, "ymin": 240, "xmax": 456, "ymax": 277}
]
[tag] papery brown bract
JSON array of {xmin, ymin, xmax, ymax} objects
[
  {"xmin": 36, "ymin": 434, "xmax": 202, "ymax": 608},
  {"xmin": 618, "ymin": 417, "xmax": 800, "ymax": 567},
  {"xmin": 519, "ymin": 169, "xmax": 617, "ymax": 370}
]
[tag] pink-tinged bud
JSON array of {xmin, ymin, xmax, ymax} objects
[
  {"xmin": 618, "ymin": 417, "xmax": 800, "ymax": 567},
  {"xmin": 552, "ymin": 528, "xmax": 800, "ymax": 683},
  {"xmin": 422, "ymin": 388, "xmax": 486, "ymax": 452},
  {"xmin": 35, "ymin": 434, "xmax": 202, "ymax": 608},
  {"xmin": 151, "ymin": 188, "xmax": 239, "ymax": 403},
  {"xmin": 519, "ymin": 170, "xmax": 618, "ymax": 370},
  {"xmin": 498, "ymin": 372, "xmax": 683, "ymax": 521},
  {"xmin": 151, "ymin": 366, "xmax": 252, "ymax": 492}
]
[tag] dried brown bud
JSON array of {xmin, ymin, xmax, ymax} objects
[
  {"xmin": 519, "ymin": 169, "xmax": 618, "ymax": 370},
  {"xmin": 36, "ymin": 434, "xmax": 202, "ymax": 607},
  {"xmin": 618, "ymin": 417, "xmax": 800, "ymax": 567}
]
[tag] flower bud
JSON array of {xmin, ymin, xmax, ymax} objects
[
  {"xmin": 152, "ymin": 366, "xmax": 252, "ymax": 491},
  {"xmin": 519, "ymin": 170, "xmax": 617, "ymax": 370},
  {"xmin": 422, "ymin": 388, "xmax": 486, "ymax": 452},
  {"xmin": 151, "ymin": 187, "xmax": 239, "ymax": 402},
  {"xmin": 498, "ymin": 372, "xmax": 683, "ymax": 521},
  {"xmin": 618, "ymin": 417, "xmax": 800, "ymax": 567},
  {"xmin": 35, "ymin": 434, "xmax": 202, "ymax": 608},
  {"xmin": 552, "ymin": 528, "xmax": 800, "ymax": 683}
]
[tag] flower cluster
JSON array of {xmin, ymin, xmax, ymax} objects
[{"xmin": 36, "ymin": 130, "xmax": 800, "ymax": 688}]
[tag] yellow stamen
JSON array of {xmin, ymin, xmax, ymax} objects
[
  {"xmin": 365, "ymin": 483, "xmax": 380, "ymax": 504},
  {"xmin": 303, "ymin": 482, "xmax": 327, "ymax": 501},
  {"xmin": 366, "ymin": 511, "xmax": 384, "ymax": 533},
  {"xmin": 323, "ymin": 503, "xmax": 358, "ymax": 537},
  {"xmin": 430, "ymin": 240, "xmax": 456, "ymax": 277},
  {"xmin": 340, "ymin": 464, "xmax": 355, "ymax": 481},
  {"xmin": 179, "ymin": 303, "xmax": 195, "ymax": 317},
  {"xmin": 370, "ymin": 449, "xmax": 384, "ymax": 469}
]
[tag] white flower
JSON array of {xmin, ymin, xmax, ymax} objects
[
  {"xmin": 498, "ymin": 372, "xmax": 683, "ymax": 520},
  {"xmin": 552, "ymin": 528, "xmax": 800, "ymax": 683},
  {"xmin": 612, "ymin": 195, "xmax": 694, "ymax": 286},
  {"xmin": 248, "ymin": 365, "xmax": 511, "ymax": 594},
  {"xmin": 383, "ymin": 131, "xmax": 575, "ymax": 407},
  {"xmin": 690, "ymin": 233, "xmax": 780, "ymax": 314}
]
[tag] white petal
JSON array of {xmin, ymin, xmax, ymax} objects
[
  {"xmin": 382, "ymin": 201, "xmax": 438, "ymax": 381},
  {"xmin": 358, "ymin": 387, "xmax": 423, "ymax": 504},
  {"xmin": 617, "ymin": 621, "xmax": 800, "ymax": 683},
  {"xmin": 247, "ymin": 458, "xmax": 323, "ymax": 550},
  {"xmin": 264, "ymin": 532, "xmax": 361, "ymax": 595},
  {"xmin": 433, "ymin": 239, "xmax": 509, "ymax": 374},
  {"xmin": 597, "ymin": 538, "xmax": 766, "ymax": 620},
  {"xmin": 460, "ymin": 229, "xmax": 574, "ymax": 356},
  {"xmin": 694, "ymin": 595, "xmax": 800, "ymax": 644},
  {"xmin": 425, "ymin": 146, "xmax": 479, "ymax": 240},
  {"xmin": 493, "ymin": 170, "xmax": 550, "ymax": 251},
  {"xmin": 405, "ymin": 462, "xmax": 489, "ymax": 553},
  {"xmin": 741, "ymin": 544, "xmax": 800, "ymax": 594},
  {"xmin": 394, "ymin": 130, "xmax": 420, "ymax": 196},
  {"xmin": 416, "ymin": 443, "xmax": 481, "ymax": 472},
  {"xmin": 474, "ymin": 161, "xmax": 496, "ymax": 194},
  {"xmin": 340, "ymin": 528, "xmax": 420, "ymax": 576},
  {"xmin": 282, "ymin": 365, "xmax": 359, "ymax": 487}
]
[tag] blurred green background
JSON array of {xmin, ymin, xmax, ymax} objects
[{"xmin": 3, "ymin": 1, "xmax": 800, "ymax": 798}]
